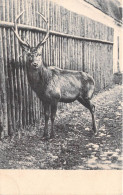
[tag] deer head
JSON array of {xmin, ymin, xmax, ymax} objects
[{"xmin": 12, "ymin": 11, "xmax": 49, "ymax": 69}]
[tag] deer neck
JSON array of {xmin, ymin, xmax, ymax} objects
[
  {"xmin": 26, "ymin": 62, "xmax": 50, "ymax": 97},
  {"xmin": 39, "ymin": 63, "xmax": 51, "ymax": 85}
]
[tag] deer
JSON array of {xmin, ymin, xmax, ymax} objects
[{"xmin": 12, "ymin": 11, "xmax": 97, "ymax": 139}]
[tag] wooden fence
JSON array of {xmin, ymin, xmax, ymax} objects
[{"xmin": 0, "ymin": 0, "xmax": 114, "ymax": 137}]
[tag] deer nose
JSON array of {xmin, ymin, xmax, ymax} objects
[{"xmin": 33, "ymin": 63, "xmax": 38, "ymax": 67}]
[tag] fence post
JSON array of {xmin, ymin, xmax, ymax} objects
[{"xmin": 0, "ymin": 28, "xmax": 8, "ymax": 137}]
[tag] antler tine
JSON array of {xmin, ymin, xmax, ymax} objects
[
  {"xmin": 36, "ymin": 12, "xmax": 49, "ymax": 48},
  {"xmin": 12, "ymin": 10, "xmax": 30, "ymax": 48},
  {"xmin": 37, "ymin": 12, "xmax": 48, "ymax": 23}
]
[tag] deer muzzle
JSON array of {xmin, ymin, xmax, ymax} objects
[{"xmin": 32, "ymin": 63, "xmax": 38, "ymax": 68}]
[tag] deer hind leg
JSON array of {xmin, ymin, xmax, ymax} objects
[
  {"xmin": 78, "ymin": 97, "xmax": 97, "ymax": 133},
  {"xmin": 50, "ymin": 103, "xmax": 57, "ymax": 138},
  {"xmin": 43, "ymin": 103, "xmax": 50, "ymax": 138}
]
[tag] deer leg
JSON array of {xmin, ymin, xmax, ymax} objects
[
  {"xmin": 50, "ymin": 103, "xmax": 57, "ymax": 138},
  {"xmin": 43, "ymin": 104, "xmax": 50, "ymax": 138},
  {"xmin": 78, "ymin": 97, "xmax": 97, "ymax": 133}
]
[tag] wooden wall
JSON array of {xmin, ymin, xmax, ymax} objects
[{"xmin": 0, "ymin": 0, "xmax": 114, "ymax": 136}]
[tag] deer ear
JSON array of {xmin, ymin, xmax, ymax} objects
[
  {"xmin": 21, "ymin": 44, "xmax": 30, "ymax": 53},
  {"xmin": 37, "ymin": 46, "xmax": 43, "ymax": 54}
]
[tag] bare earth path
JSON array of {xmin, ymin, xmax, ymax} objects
[{"xmin": 0, "ymin": 85, "xmax": 122, "ymax": 169}]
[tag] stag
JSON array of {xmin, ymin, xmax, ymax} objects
[{"xmin": 13, "ymin": 11, "xmax": 97, "ymax": 139}]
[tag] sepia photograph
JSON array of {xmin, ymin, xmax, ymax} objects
[{"xmin": 0, "ymin": 0, "xmax": 122, "ymax": 194}]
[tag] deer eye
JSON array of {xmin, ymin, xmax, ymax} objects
[
  {"xmin": 27, "ymin": 52, "xmax": 31, "ymax": 56},
  {"xmin": 28, "ymin": 55, "xmax": 33, "ymax": 62}
]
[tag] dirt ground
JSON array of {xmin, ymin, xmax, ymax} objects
[{"xmin": 0, "ymin": 84, "xmax": 122, "ymax": 169}]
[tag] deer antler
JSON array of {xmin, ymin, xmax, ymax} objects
[
  {"xmin": 36, "ymin": 12, "xmax": 49, "ymax": 49},
  {"xmin": 12, "ymin": 11, "xmax": 49, "ymax": 49},
  {"xmin": 12, "ymin": 11, "xmax": 30, "ymax": 48}
]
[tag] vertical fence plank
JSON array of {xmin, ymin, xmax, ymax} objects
[
  {"xmin": 0, "ymin": 28, "xmax": 8, "ymax": 136},
  {"xmin": 2, "ymin": 27, "xmax": 13, "ymax": 135},
  {"xmin": 24, "ymin": 30, "xmax": 29, "ymax": 125},
  {"xmin": 7, "ymin": 28, "xmax": 16, "ymax": 134},
  {"xmin": 0, "ymin": 0, "xmax": 3, "ymax": 21}
]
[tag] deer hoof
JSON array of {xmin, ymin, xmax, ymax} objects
[
  {"xmin": 41, "ymin": 136, "xmax": 49, "ymax": 141},
  {"xmin": 93, "ymin": 129, "xmax": 97, "ymax": 135},
  {"xmin": 94, "ymin": 131, "xmax": 97, "ymax": 135},
  {"xmin": 50, "ymin": 133, "xmax": 55, "ymax": 139},
  {"xmin": 92, "ymin": 126, "xmax": 97, "ymax": 134},
  {"xmin": 41, "ymin": 133, "xmax": 49, "ymax": 140}
]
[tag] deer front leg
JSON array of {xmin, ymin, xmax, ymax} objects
[
  {"xmin": 43, "ymin": 103, "xmax": 50, "ymax": 138},
  {"xmin": 50, "ymin": 103, "xmax": 57, "ymax": 138}
]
